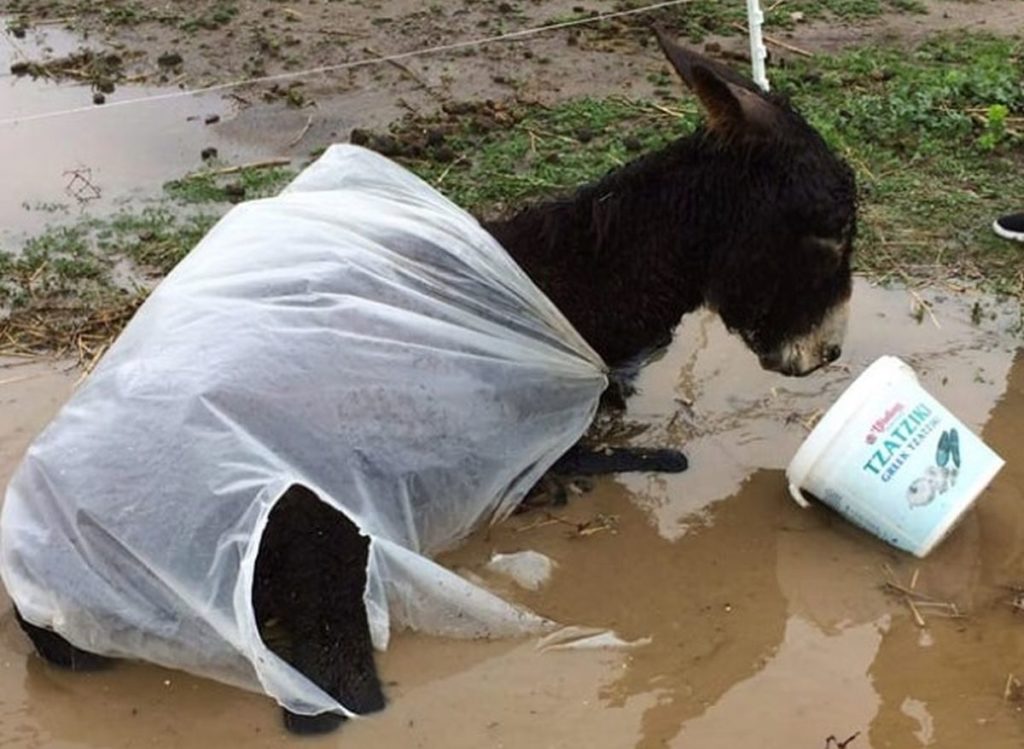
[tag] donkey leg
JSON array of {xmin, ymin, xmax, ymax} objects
[
  {"xmin": 13, "ymin": 608, "xmax": 113, "ymax": 672},
  {"xmin": 253, "ymin": 484, "xmax": 385, "ymax": 736},
  {"xmin": 550, "ymin": 444, "xmax": 688, "ymax": 476}
]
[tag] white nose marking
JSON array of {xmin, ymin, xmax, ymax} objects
[{"xmin": 776, "ymin": 298, "xmax": 850, "ymax": 374}]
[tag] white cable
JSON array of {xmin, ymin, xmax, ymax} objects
[{"xmin": 0, "ymin": 0, "xmax": 696, "ymax": 127}]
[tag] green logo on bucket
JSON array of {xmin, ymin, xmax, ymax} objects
[{"xmin": 861, "ymin": 403, "xmax": 940, "ymax": 482}]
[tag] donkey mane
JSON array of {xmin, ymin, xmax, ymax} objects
[{"xmin": 485, "ymin": 139, "xmax": 705, "ymax": 366}]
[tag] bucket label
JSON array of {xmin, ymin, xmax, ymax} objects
[{"xmin": 861, "ymin": 402, "xmax": 941, "ymax": 483}]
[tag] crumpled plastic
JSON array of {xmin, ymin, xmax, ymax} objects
[{"xmin": 0, "ymin": 145, "xmax": 608, "ymax": 716}]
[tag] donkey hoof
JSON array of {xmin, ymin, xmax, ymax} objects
[
  {"xmin": 45, "ymin": 646, "xmax": 113, "ymax": 672},
  {"xmin": 14, "ymin": 608, "xmax": 113, "ymax": 672},
  {"xmin": 644, "ymin": 448, "xmax": 688, "ymax": 473},
  {"xmin": 282, "ymin": 709, "xmax": 346, "ymax": 735}
]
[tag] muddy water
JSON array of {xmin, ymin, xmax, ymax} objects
[
  {"xmin": 0, "ymin": 279, "xmax": 1022, "ymax": 748},
  {"xmin": 0, "ymin": 22, "xmax": 225, "ymax": 237},
  {"xmin": 0, "ymin": 22, "xmax": 306, "ymax": 243},
  {"xmin": 0, "ymin": 18, "xmax": 450, "ymax": 245}
]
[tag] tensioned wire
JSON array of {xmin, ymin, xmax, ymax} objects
[{"xmin": 0, "ymin": 0, "xmax": 699, "ymax": 128}]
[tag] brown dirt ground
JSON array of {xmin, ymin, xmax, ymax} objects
[{"xmin": 5, "ymin": 0, "xmax": 1024, "ymax": 137}]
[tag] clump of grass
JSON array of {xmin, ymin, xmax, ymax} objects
[
  {"xmin": 0, "ymin": 209, "xmax": 219, "ymax": 359},
  {"xmin": 180, "ymin": 1, "xmax": 238, "ymax": 32},
  {"xmin": 100, "ymin": 209, "xmax": 218, "ymax": 274},
  {"xmin": 0, "ymin": 226, "xmax": 105, "ymax": 309},
  {"xmin": 777, "ymin": 35, "xmax": 1024, "ymax": 157},
  {"xmin": 164, "ymin": 165, "xmax": 294, "ymax": 205},
  {"xmin": 0, "ymin": 223, "xmax": 145, "ymax": 362},
  {"xmin": 102, "ymin": 1, "xmax": 153, "ymax": 26},
  {"xmin": 4, "ymin": 32, "xmax": 1022, "ymax": 361},
  {"xmin": 772, "ymin": 0, "xmax": 925, "ymax": 28}
]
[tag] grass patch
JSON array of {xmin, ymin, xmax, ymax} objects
[
  {"xmin": 0, "ymin": 208, "xmax": 223, "ymax": 360},
  {"xmin": 0, "ymin": 222, "xmax": 145, "ymax": 361},
  {"xmin": 101, "ymin": 1, "xmax": 154, "ymax": 26},
  {"xmin": 2, "ymin": 0, "xmax": 235, "ymax": 32},
  {"xmin": 4, "ymin": 0, "xmax": 178, "ymax": 27},
  {"xmin": 164, "ymin": 165, "xmax": 295, "ymax": 204},
  {"xmin": 99, "ymin": 209, "xmax": 219, "ymax": 273}
]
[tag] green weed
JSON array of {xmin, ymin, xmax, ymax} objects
[
  {"xmin": 164, "ymin": 166, "xmax": 295, "ymax": 205},
  {"xmin": 99, "ymin": 209, "xmax": 218, "ymax": 274},
  {"xmin": 180, "ymin": 2, "xmax": 238, "ymax": 32}
]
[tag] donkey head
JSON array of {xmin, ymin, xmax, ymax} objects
[{"xmin": 657, "ymin": 30, "xmax": 857, "ymax": 376}]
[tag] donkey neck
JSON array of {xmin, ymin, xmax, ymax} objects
[{"xmin": 483, "ymin": 139, "xmax": 710, "ymax": 367}]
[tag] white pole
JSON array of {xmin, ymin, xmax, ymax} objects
[{"xmin": 746, "ymin": 0, "xmax": 770, "ymax": 92}]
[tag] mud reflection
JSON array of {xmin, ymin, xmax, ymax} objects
[
  {"xmin": 0, "ymin": 278, "xmax": 1021, "ymax": 749},
  {"xmin": 0, "ymin": 21, "xmax": 283, "ymax": 241},
  {"xmin": 619, "ymin": 279, "xmax": 1020, "ymax": 540},
  {"xmin": 867, "ymin": 349, "xmax": 1024, "ymax": 747}
]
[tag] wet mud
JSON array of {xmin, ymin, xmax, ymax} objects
[
  {"xmin": 0, "ymin": 22, "xmax": 277, "ymax": 242},
  {"xmin": 0, "ymin": 279, "xmax": 1021, "ymax": 748},
  {"xmin": 8, "ymin": 0, "xmax": 1024, "ymax": 247}
]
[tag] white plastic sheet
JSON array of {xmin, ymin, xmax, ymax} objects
[{"xmin": 0, "ymin": 145, "xmax": 607, "ymax": 715}]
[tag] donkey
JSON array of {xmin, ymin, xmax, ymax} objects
[{"xmin": 13, "ymin": 30, "xmax": 857, "ymax": 735}]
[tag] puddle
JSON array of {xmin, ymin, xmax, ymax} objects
[
  {"xmin": 617, "ymin": 279, "xmax": 1021, "ymax": 539},
  {"xmin": 0, "ymin": 22, "xmax": 306, "ymax": 244},
  {"xmin": 0, "ymin": 279, "xmax": 1022, "ymax": 748}
]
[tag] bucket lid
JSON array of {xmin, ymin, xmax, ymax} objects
[{"xmin": 785, "ymin": 356, "xmax": 915, "ymax": 507}]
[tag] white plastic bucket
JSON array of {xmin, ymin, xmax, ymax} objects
[{"xmin": 786, "ymin": 356, "xmax": 1005, "ymax": 557}]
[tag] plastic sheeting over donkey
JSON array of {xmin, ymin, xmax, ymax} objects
[{"xmin": 0, "ymin": 145, "xmax": 608, "ymax": 715}]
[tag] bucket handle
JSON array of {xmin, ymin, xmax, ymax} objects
[{"xmin": 787, "ymin": 483, "xmax": 811, "ymax": 508}]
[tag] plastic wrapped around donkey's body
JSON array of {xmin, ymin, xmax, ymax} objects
[
  {"xmin": 0, "ymin": 32, "xmax": 858, "ymax": 735},
  {"xmin": 3, "ymin": 144, "xmax": 606, "ymax": 725}
]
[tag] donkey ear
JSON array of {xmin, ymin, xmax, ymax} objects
[{"xmin": 654, "ymin": 27, "xmax": 782, "ymax": 139}]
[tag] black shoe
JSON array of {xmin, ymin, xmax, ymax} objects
[{"xmin": 992, "ymin": 213, "xmax": 1024, "ymax": 242}]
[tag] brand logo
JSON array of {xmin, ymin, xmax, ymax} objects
[
  {"xmin": 866, "ymin": 403, "xmax": 904, "ymax": 444},
  {"xmin": 862, "ymin": 403, "xmax": 939, "ymax": 482}
]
